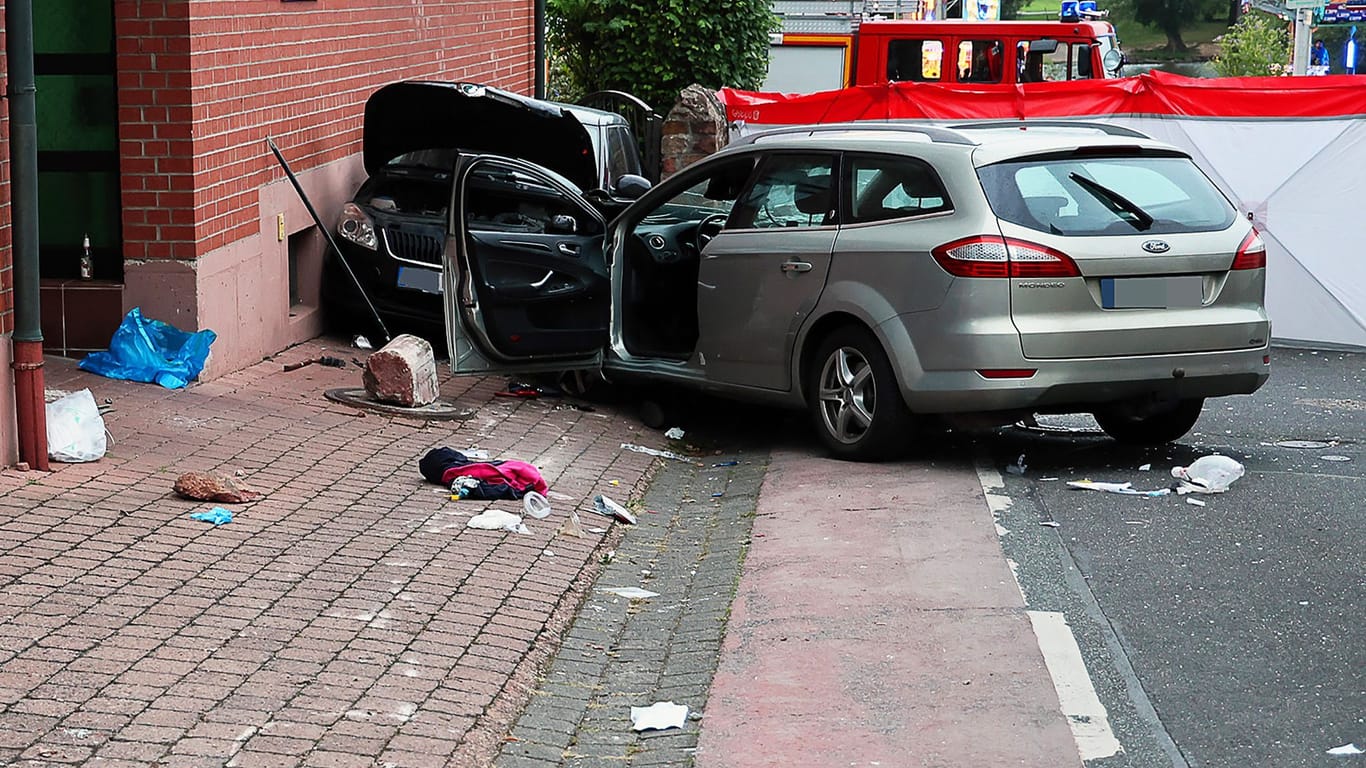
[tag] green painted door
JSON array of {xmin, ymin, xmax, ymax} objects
[{"xmin": 35, "ymin": 0, "xmax": 121, "ymax": 281}]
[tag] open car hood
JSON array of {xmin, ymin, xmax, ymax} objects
[{"xmin": 362, "ymin": 81, "xmax": 597, "ymax": 190}]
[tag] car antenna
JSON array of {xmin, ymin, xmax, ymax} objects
[{"xmin": 266, "ymin": 136, "xmax": 393, "ymax": 345}]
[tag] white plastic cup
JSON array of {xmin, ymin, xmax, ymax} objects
[{"xmin": 522, "ymin": 491, "xmax": 552, "ymax": 519}]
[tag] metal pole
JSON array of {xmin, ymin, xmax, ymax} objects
[
  {"xmin": 266, "ymin": 138, "xmax": 392, "ymax": 344},
  {"xmin": 1292, "ymin": 7, "xmax": 1312, "ymax": 75},
  {"xmin": 6, "ymin": 0, "xmax": 50, "ymax": 471}
]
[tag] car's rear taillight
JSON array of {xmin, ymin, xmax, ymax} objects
[
  {"xmin": 1232, "ymin": 229, "xmax": 1266, "ymax": 270},
  {"xmin": 932, "ymin": 236, "xmax": 1080, "ymax": 278}
]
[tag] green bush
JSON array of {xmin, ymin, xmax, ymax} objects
[
  {"xmin": 1212, "ymin": 11, "xmax": 1290, "ymax": 76},
  {"xmin": 548, "ymin": 0, "xmax": 778, "ymax": 110}
]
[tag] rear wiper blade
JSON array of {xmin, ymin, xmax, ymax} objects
[{"xmin": 1068, "ymin": 172, "xmax": 1154, "ymax": 232}]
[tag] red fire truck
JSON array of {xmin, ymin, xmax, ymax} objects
[{"xmin": 764, "ymin": 3, "xmax": 1126, "ymax": 92}]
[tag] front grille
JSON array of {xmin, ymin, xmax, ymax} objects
[{"xmin": 383, "ymin": 228, "xmax": 444, "ymax": 267}]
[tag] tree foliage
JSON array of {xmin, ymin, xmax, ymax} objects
[
  {"xmin": 1129, "ymin": 0, "xmax": 1209, "ymax": 51},
  {"xmin": 547, "ymin": 0, "xmax": 778, "ymax": 110},
  {"xmin": 1211, "ymin": 11, "xmax": 1290, "ymax": 76}
]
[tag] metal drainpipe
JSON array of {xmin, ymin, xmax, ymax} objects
[
  {"xmin": 534, "ymin": 0, "xmax": 547, "ymax": 99},
  {"xmin": 6, "ymin": 0, "xmax": 50, "ymax": 471}
]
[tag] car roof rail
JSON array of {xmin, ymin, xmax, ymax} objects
[
  {"xmin": 950, "ymin": 119, "xmax": 1151, "ymax": 139},
  {"xmin": 733, "ymin": 122, "xmax": 979, "ymax": 147}
]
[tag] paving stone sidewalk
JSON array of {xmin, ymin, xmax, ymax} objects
[
  {"xmin": 496, "ymin": 453, "xmax": 767, "ymax": 768},
  {"xmin": 0, "ymin": 339, "xmax": 678, "ymax": 768}
]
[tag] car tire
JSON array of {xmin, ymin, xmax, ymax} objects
[
  {"xmin": 1093, "ymin": 398, "xmax": 1204, "ymax": 445},
  {"xmin": 807, "ymin": 326, "xmax": 913, "ymax": 461}
]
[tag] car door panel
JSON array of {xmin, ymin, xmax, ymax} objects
[
  {"xmin": 444, "ymin": 155, "xmax": 607, "ymax": 374},
  {"xmin": 693, "ymin": 152, "xmax": 840, "ymax": 392}
]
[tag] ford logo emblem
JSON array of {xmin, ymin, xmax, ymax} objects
[{"xmin": 1141, "ymin": 240, "xmax": 1171, "ymax": 254}]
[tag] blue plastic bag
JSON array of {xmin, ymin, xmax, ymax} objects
[{"xmin": 79, "ymin": 307, "xmax": 216, "ymax": 389}]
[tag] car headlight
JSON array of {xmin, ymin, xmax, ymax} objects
[{"xmin": 337, "ymin": 202, "xmax": 377, "ymax": 250}]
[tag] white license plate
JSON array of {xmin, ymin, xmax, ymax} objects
[
  {"xmin": 1101, "ymin": 276, "xmax": 1202, "ymax": 309},
  {"xmin": 397, "ymin": 266, "xmax": 442, "ymax": 295}
]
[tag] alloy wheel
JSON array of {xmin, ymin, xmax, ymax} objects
[{"xmin": 817, "ymin": 346, "xmax": 876, "ymax": 444}]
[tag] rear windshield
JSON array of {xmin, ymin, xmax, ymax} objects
[{"xmin": 977, "ymin": 153, "xmax": 1236, "ymax": 236}]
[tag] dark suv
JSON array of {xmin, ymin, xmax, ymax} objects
[{"xmin": 324, "ymin": 81, "xmax": 647, "ymax": 336}]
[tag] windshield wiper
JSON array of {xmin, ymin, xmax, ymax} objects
[{"xmin": 1068, "ymin": 172, "xmax": 1154, "ymax": 232}]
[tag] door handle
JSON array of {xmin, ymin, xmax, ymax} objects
[
  {"xmin": 781, "ymin": 260, "xmax": 813, "ymax": 273},
  {"xmin": 558, "ymin": 242, "xmax": 581, "ymax": 257}
]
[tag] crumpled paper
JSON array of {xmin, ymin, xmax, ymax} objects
[{"xmin": 630, "ymin": 701, "xmax": 688, "ymax": 732}]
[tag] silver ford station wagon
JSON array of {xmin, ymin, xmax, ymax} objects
[{"xmin": 437, "ymin": 121, "xmax": 1270, "ymax": 460}]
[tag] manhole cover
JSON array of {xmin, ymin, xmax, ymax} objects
[
  {"xmin": 1275, "ymin": 440, "xmax": 1333, "ymax": 449},
  {"xmin": 324, "ymin": 388, "xmax": 476, "ymax": 421}
]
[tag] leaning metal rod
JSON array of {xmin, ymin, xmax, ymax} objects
[{"xmin": 266, "ymin": 136, "xmax": 392, "ymax": 344}]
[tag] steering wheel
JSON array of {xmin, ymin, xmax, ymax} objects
[{"xmin": 695, "ymin": 213, "xmax": 729, "ymax": 252}]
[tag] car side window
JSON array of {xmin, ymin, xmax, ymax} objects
[
  {"xmin": 728, "ymin": 154, "xmax": 837, "ymax": 230},
  {"xmin": 605, "ymin": 126, "xmax": 643, "ymax": 184},
  {"xmin": 847, "ymin": 154, "xmax": 952, "ymax": 224},
  {"xmin": 466, "ymin": 165, "xmax": 602, "ymax": 236},
  {"xmin": 887, "ymin": 39, "xmax": 944, "ymax": 81}
]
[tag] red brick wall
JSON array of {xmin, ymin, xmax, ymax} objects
[{"xmin": 116, "ymin": 1, "xmax": 534, "ymax": 262}]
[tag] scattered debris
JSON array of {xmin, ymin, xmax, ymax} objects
[
  {"xmin": 353, "ymin": 335, "xmax": 373, "ymax": 350},
  {"xmin": 283, "ymin": 355, "xmax": 346, "ymax": 372},
  {"xmin": 1006, "ymin": 454, "xmax": 1027, "ymax": 475},
  {"xmin": 559, "ymin": 508, "xmax": 586, "ymax": 538},
  {"xmin": 713, "ymin": 460, "xmax": 740, "ymax": 467},
  {"xmin": 522, "ymin": 491, "xmax": 552, "ymax": 519},
  {"xmin": 603, "ymin": 587, "xmax": 659, "ymax": 600},
  {"xmin": 1186, "ymin": 498, "xmax": 1207, "ymax": 507},
  {"xmin": 495, "ymin": 381, "xmax": 542, "ymax": 398},
  {"xmin": 1138, "ymin": 463, "xmax": 1152, "ymax": 471},
  {"xmin": 630, "ymin": 701, "xmax": 689, "ymax": 732},
  {"xmin": 1067, "ymin": 480, "xmax": 1171, "ymax": 497},
  {"xmin": 587, "ymin": 527, "xmax": 607, "ymax": 534},
  {"xmin": 664, "ymin": 427, "xmax": 685, "ymax": 440},
  {"xmin": 1275, "ymin": 439, "xmax": 1332, "ymax": 449},
  {"xmin": 190, "ymin": 507, "xmax": 233, "ymax": 526},
  {"xmin": 1321, "ymin": 454, "xmax": 1352, "ymax": 462},
  {"xmin": 1171, "ymin": 454, "xmax": 1244, "ymax": 493},
  {"xmin": 1040, "ymin": 476, "xmax": 1060, "ymax": 481},
  {"xmin": 711, "ymin": 492, "xmax": 724, "ymax": 497},
  {"xmin": 174, "ymin": 471, "xmax": 260, "ymax": 503},
  {"xmin": 462, "ymin": 448, "xmax": 491, "ymax": 461},
  {"xmin": 1327, "ymin": 743, "xmax": 1363, "ymax": 756},
  {"xmin": 593, "ymin": 495, "xmax": 638, "ymax": 525},
  {"xmin": 1040, "ymin": 520, "xmax": 1060, "ymax": 528},
  {"xmin": 466, "ymin": 509, "xmax": 528, "ymax": 534},
  {"xmin": 620, "ymin": 443, "xmax": 695, "ymax": 463}
]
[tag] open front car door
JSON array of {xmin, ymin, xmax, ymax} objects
[{"xmin": 443, "ymin": 155, "xmax": 609, "ymax": 375}]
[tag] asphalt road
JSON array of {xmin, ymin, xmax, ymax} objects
[{"xmin": 667, "ymin": 345, "xmax": 1365, "ymax": 768}]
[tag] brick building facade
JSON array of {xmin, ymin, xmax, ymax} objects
[{"xmin": 1, "ymin": 1, "xmax": 537, "ymax": 466}]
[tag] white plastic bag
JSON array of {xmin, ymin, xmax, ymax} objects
[
  {"xmin": 46, "ymin": 389, "xmax": 107, "ymax": 463},
  {"xmin": 1171, "ymin": 454, "xmax": 1244, "ymax": 493}
]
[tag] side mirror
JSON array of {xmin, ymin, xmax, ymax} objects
[
  {"xmin": 613, "ymin": 174, "xmax": 652, "ymax": 200},
  {"xmin": 1029, "ymin": 38, "xmax": 1060, "ymax": 54},
  {"xmin": 1078, "ymin": 50, "xmax": 1094, "ymax": 78},
  {"xmin": 1103, "ymin": 49, "xmax": 1124, "ymax": 74}
]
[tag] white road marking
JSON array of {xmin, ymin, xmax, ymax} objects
[
  {"xmin": 1028, "ymin": 610, "xmax": 1125, "ymax": 761},
  {"xmin": 980, "ymin": 462, "xmax": 1124, "ymax": 762}
]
